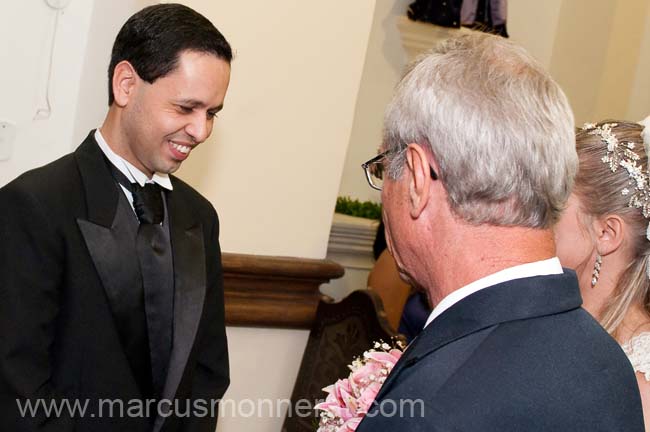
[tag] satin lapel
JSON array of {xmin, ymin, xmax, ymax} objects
[
  {"xmin": 374, "ymin": 272, "xmax": 583, "ymax": 401},
  {"xmin": 74, "ymin": 131, "xmax": 119, "ymax": 228},
  {"xmin": 77, "ymin": 211, "xmax": 142, "ymax": 339},
  {"xmin": 74, "ymin": 132, "xmax": 144, "ymax": 386},
  {"xmin": 74, "ymin": 131, "xmax": 134, "ymax": 330},
  {"xmin": 74, "ymin": 131, "xmax": 128, "ymax": 310},
  {"xmin": 154, "ymin": 187, "xmax": 206, "ymax": 432}
]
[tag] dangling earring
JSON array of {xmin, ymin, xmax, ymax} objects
[{"xmin": 591, "ymin": 254, "xmax": 602, "ymax": 287}]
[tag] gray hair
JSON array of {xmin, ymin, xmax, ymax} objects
[{"xmin": 383, "ymin": 33, "xmax": 577, "ymax": 228}]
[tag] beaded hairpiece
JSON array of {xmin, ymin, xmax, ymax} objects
[{"xmin": 582, "ymin": 120, "xmax": 650, "ymax": 278}]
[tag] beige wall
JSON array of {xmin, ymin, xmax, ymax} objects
[
  {"xmin": 548, "ymin": 0, "xmax": 650, "ymax": 124},
  {"xmin": 593, "ymin": 0, "xmax": 650, "ymax": 121},
  {"xmin": 508, "ymin": 0, "xmax": 564, "ymax": 68},
  {"xmin": 548, "ymin": 0, "xmax": 618, "ymax": 124},
  {"xmin": 176, "ymin": 0, "xmax": 376, "ymax": 260},
  {"xmin": 173, "ymin": 1, "xmax": 377, "ymax": 431},
  {"xmin": 627, "ymin": 3, "xmax": 650, "ymax": 121}
]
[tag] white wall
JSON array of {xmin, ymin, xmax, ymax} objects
[
  {"xmin": 0, "ymin": 0, "xmax": 94, "ymax": 186},
  {"xmin": 73, "ymin": 0, "xmax": 155, "ymax": 146},
  {"xmin": 336, "ymin": 0, "xmax": 411, "ymax": 205},
  {"xmin": 219, "ymin": 327, "xmax": 309, "ymax": 432}
]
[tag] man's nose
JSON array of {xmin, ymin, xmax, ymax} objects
[{"xmin": 186, "ymin": 113, "xmax": 212, "ymax": 144}]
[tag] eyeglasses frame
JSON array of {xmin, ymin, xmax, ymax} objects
[{"xmin": 361, "ymin": 149, "xmax": 438, "ymax": 191}]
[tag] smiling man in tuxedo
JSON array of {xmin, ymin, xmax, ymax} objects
[
  {"xmin": 0, "ymin": 4, "xmax": 231, "ymax": 431},
  {"xmin": 357, "ymin": 33, "xmax": 644, "ymax": 431}
]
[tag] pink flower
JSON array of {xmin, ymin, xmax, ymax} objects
[
  {"xmin": 356, "ymin": 381, "xmax": 382, "ymax": 414},
  {"xmin": 349, "ymin": 358, "xmax": 383, "ymax": 388},
  {"xmin": 316, "ymin": 340, "xmax": 405, "ymax": 432},
  {"xmin": 365, "ymin": 349, "xmax": 402, "ymax": 366}
]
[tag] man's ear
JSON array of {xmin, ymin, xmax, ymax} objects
[
  {"xmin": 592, "ymin": 214, "xmax": 625, "ymax": 256},
  {"xmin": 111, "ymin": 60, "xmax": 138, "ymax": 107},
  {"xmin": 405, "ymin": 143, "xmax": 434, "ymax": 219}
]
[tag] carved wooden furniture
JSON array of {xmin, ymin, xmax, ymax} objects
[
  {"xmin": 282, "ymin": 289, "xmax": 403, "ymax": 432},
  {"xmin": 222, "ymin": 253, "xmax": 344, "ymax": 328}
]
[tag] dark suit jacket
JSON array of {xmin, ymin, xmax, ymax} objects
[
  {"xmin": 356, "ymin": 272, "xmax": 644, "ymax": 431},
  {"xmin": 0, "ymin": 132, "xmax": 229, "ymax": 432}
]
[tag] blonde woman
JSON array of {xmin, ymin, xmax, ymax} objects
[{"xmin": 555, "ymin": 119, "xmax": 650, "ymax": 429}]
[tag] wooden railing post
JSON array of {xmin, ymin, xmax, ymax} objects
[{"xmin": 222, "ymin": 253, "xmax": 345, "ymax": 329}]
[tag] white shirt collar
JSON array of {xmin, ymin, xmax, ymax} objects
[
  {"xmin": 423, "ymin": 257, "xmax": 564, "ymax": 328},
  {"xmin": 94, "ymin": 129, "xmax": 173, "ymax": 190}
]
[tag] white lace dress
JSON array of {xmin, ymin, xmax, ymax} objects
[{"xmin": 622, "ymin": 332, "xmax": 650, "ymax": 381}]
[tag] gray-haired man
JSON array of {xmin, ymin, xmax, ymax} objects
[{"xmin": 357, "ymin": 33, "xmax": 644, "ymax": 431}]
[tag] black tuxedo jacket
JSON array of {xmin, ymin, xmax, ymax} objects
[
  {"xmin": 356, "ymin": 272, "xmax": 644, "ymax": 431},
  {"xmin": 0, "ymin": 132, "xmax": 229, "ymax": 432}
]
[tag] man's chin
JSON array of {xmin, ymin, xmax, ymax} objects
[
  {"xmin": 155, "ymin": 160, "xmax": 182, "ymax": 175},
  {"xmin": 165, "ymin": 165, "xmax": 181, "ymax": 174}
]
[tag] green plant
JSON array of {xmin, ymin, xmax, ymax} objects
[{"xmin": 335, "ymin": 196, "xmax": 382, "ymax": 220}]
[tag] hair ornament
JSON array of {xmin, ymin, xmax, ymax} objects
[
  {"xmin": 640, "ymin": 115, "xmax": 650, "ymax": 165},
  {"xmin": 582, "ymin": 122, "xmax": 650, "ymax": 254},
  {"xmin": 582, "ymin": 122, "xmax": 650, "ymax": 219}
]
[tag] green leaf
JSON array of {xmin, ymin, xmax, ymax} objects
[{"xmin": 335, "ymin": 196, "xmax": 382, "ymax": 220}]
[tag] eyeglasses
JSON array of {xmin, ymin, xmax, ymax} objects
[{"xmin": 361, "ymin": 150, "xmax": 438, "ymax": 191}]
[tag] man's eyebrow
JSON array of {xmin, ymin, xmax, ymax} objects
[{"xmin": 175, "ymin": 99, "xmax": 224, "ymax": 112}]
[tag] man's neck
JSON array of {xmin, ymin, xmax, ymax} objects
[
  {"xmin": 425, "ymin": 224, "xmax": 556, "ymax": 306},
  {"xmin": 100, "ymin": 111, "xmax": 153, "ymax": 178}
]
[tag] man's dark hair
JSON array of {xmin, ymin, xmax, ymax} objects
[{"xmin": 107, "ymin": 3, "xmax": 233, "ymax": 105}]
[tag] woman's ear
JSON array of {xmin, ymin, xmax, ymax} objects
[
  {"xmin": 111, "ymin": 60, "xmax": 138, "ymax": 107},
  {"xmin": 592, "ymin": 214, "xmax": 626, "ymax": 256}
]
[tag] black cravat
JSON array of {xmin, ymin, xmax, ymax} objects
[
  {"xmin": 132, "ymin": 183, "xmax": 164, "ymax": 224},
  {"xmin": 137, "ymin": 219, "xmax": 173, "ymax": 399},
  {"xmin": 106, "ymin": 163, "xmax": 164, "ymax": 225},
  {"xmin": 105, "ymin": 160, "xmax": 173, "ymax": 398}
]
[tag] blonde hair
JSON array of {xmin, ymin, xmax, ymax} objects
[{"xmin": 574, "ymin": 121, "xmax": 650, "ymax": 336}]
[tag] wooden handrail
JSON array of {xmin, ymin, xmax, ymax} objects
[{"xmin": 222, "ymin": 252, "xmax": 345, "ymax": 328}]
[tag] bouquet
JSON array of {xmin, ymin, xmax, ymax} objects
[{"xmin": 314, "ymin": 340, "xmax": 405, "ymax": 432}]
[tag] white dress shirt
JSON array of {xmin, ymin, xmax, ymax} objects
[
  {"xmin": 424, "ymin": 257, "xmax": 564, "ymax": 328},
  {"xmin": 94, "ymin": 129, "xmax": 173, "ymax": 210}
]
